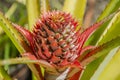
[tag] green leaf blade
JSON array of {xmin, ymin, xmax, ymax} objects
[
  {"xmin": 96, "ymin": 11, "xmax": 120, "ymax": 45},
  {"xmin": 40, "ymin": 0, "xmax": 50, "ymax": 13},
  {"xmin": 97, "ymin": 0, "xmax": 120, "ymax": 21},
  {"xmin": 0, "ymin": 67, "xmax": 12, "ymax": 80},
  {"xmin": 87, "ymin": 0, "xmax": 120, "ymax": 45},
  {"xmin": 98, "ymin": 49, "xmax": 120, "ymax": 80},
  {"xmin": 0, "ymin": 12, "xmax": 42, "ymax": 80},
  {"xmin": 0, "ymin": 12, "xmax": 26, "ymax": 53},
  {"xmin": 80, "ymin": 36, "xmax": 120, "ymax": 80},
  {"xmin": 91, "ymin": 47, "xmax": 120, "ymax": 80},
  {"xmin": 82, "ymin": 0, "xmax": 120, "ymax": 79},
  {"xmin": 26, "ymin": 0, "xmax": 40, "ymax": 31},
  {"xmin": 63, "ymin": 0, "xmax": 87, "ymax": 26}
]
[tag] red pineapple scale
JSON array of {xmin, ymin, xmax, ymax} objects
[{"xmin": 32, "ymin": 11, "xmax": 80, "ymax": 66}]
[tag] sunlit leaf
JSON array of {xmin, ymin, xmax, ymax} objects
[
  {"xmin": 40, "ymin": 0, "xmax": 50, "ymax": 13},
  {"xmin": 96, "ymin": 10, "xmax": 120, "ymax": 45},
  {"xmin": 97, "ymin": 48, "xmax": 120, "ymax": 80},
  {"xmin": 0, "ymin": 67, "xmax": 12, "ymax": 80},
  {"xmin": 97, "ymin": 0, "xmax": 120, "ymax": 21},
  {"xmin": 90, "ymin": 47, "xmax": 120, "ymax": 80},
  {"xmin": 80, "ymin": 36, "xmax": 120, "ymax": 80},
  {"xmin": 0, "ymin": 57, "xmax": 58, "ymax": 74},
  {"xmin": 87, "ymin": 0, "xmax": 120, "ymax": 45},
  {"xmin": 26, "ymin": 0, "xmax": 40, "ymax": 31},
  {"xmin": 81, "ymin": 0, "xmax": 120, "ymax": 79},
  {"xmin": 63, "ymin": 0, "xmax": 87, "ymax": 26}
]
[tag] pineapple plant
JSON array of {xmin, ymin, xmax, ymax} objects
[{"xmin": 0, "ymin": 0, "xmax": 120, "ymax": 80}]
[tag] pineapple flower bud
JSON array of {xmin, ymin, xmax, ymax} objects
[{"xmin": 13, "ymin": 11, "xmax": 103, "ymax": 75}]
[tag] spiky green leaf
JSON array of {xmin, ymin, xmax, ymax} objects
[
  {"xmin": 80, "ymin": 35, "xmax": 120, "ymax": 80},
  {"xmin": 0, "ymin": 12, "xmax": 27, "ymax": 53},
  {"xmin": 0, "ymin": 12, "xmax": 42, "ymax": 80},
  {"xmin": 81, "ymin": 0, "xmax": 120, "ymax": 79},
  {"xmin": 87, "ymin": 0, "xmax": 120, "ymax": 45}
]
